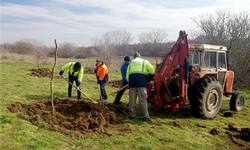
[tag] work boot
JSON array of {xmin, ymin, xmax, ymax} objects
[
  {"xmin": 129, "ymin": 116, "xmax": 134, "ymax": 119},
  {"xmin": 143, "ymin": 117, "xmax": 150, "ymax": 122},
  {"xmin": 113, "ymin": 101, "xmax": 122, "ymax": 105}
]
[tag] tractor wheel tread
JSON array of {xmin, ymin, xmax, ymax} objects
[
  {"xmin": 230, "ymin": 92, "xmax": 245, "ymax": 111},
  {"xmin": 191, "ymin": 76, "xmax": 223, "ymax": 119}
]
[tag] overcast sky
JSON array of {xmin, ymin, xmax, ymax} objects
[{"xmin": 1, "ymin": 0, "xmax": 249, "ymax": 47}]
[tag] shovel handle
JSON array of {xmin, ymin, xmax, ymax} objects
[
  {"xmin": 110, "ymin": 84, "xmax": 129, "ymax": 95},
  {"xmin": 98, "ymin": 84, "xmax": 104, "ymax": 105},
  {"xmin": 61, "ymin": 76, "xmax": 94, "ymax": 102},
  {"xmin": 123, "ymin": 102, "xmax": 129, "ymax": 109}
]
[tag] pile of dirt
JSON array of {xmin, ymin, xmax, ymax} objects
[
  {"xmin": 228, "ymin": 124, "xmax": 250, "ymax": 142},
  {"xmin": 210, "ymin": 128, "xmax": 219, "ymax": 135},
  {"xmin": 84, "ymin": 69, "xmax": 95, "ymax": 74},
  {"xmin": 224, "ymin": 112, "xmax": 233, "ymax": 117},
  {"xmin": 8, "ymin": 97, "xmax": 130, "ymax": 137},
  {"xmin": 107, "ymin": 80, "xmax": 122, "ymax": 88},
  {"xmin": 28, "ymin": 68, "xmax": 60, "ymax": 79},
  {"xmin": 226, "ymin": 124, "xmax": 250, "ymax": 149}
]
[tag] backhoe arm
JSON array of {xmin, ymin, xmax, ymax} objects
[{"xmin": 153, "ymin": 31, "xmax": 189, "ymax": 110}]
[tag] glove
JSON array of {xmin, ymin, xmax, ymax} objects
[
  {"xmin": 59, "ymin": 70, "xmax": 64, "ymax": 76},
  {"xmin": 97, "ymin": 79, "xmax": 101, "ymax": 84},
  {"xmin": 94, "ymin": 68, "xmax": 97, "ymax": 73},
  {"xmin": 76, "ymin": 87, "xmax": 80, "ymax": 91}
]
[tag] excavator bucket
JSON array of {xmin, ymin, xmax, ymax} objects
[{"xmin": 159, "ymin": 74, "xmax": 180, "ymax": 103}]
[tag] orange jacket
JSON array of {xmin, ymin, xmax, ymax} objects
[{"xmin": 96, "ymin": 64, "xmax": 108, "ymax": 81}]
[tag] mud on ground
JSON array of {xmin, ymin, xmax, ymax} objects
[
  {"xmin": 84, "ymin": 69, "xmax": 95, "ymax": 74},
  {"xmin": 8, "ymin": 97, "xmax": 131, "ymax": 138},
  {"xmin": 107, "ymin": 80, "xmax": 122, "ymax": 88},
  {"xmin": 28, "ymin": 68, "xmax": 60, "ymax": 79},
  {"xmin": 28, "ymin": 68, "xmax": 96, "ymax": 78},
  {"xmin": 28, "ymin": 68, "xmax": 123, "ymax": 89}
]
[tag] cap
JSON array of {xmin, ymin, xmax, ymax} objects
[
  {"xmin": 96, "ymin": 59, "xmax": 103, "ymax": 63},
  {"xmin": 74, "ymin": 62, "xmax": 81, "ymax": 69},
  {"xmin": 124, "ymin": 56, "xmax": 130, "ymax": 61},
  {"xmin": 134, "ymin": 52, "xmax": 141, "ymax": 58}
]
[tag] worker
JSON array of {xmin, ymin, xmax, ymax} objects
[
  {"xmin": 113, "ymin": 56, "xmax": 131, "ymax": 105},
  {"xmin": 95, "ymin": 59, "xmax": 108, "ymax": 100},
  {"xmin": 59, "ymin": 62, "xmax": 84, "ymax": 99},
  {"xmin": 126, "ymin": 52, "xmax": 155, "ymax": 121}
]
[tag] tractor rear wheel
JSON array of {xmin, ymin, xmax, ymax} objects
[
  {"xmin": 191, "ymin": 77, "xmax": 223, "ymax": 119},
  {"xmin": 230, "ymin": 92, "xmax": 245, "ymax": 111}
]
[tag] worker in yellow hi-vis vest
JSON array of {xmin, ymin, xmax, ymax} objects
[
  {"xmin": 126, "ymin": 52, "xmax": 155, "ymax": 121},
  {"xmin": 59, "ymin": 62, "xmax": 84, "ymax": 99}
]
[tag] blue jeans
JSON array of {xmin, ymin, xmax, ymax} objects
[
  {"xmin": 68, "ymin": 76, "xmax": 81, "ymax": 99},
  {"xmin": 99, "ymin": 82, "xmax": 108, "ymax": 100}
]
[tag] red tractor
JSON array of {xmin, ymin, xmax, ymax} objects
[{"xmin": 147, "ymin": 30, "xmax": 246, "ymax": 119}]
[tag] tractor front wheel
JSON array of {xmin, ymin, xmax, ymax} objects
[
  {"xmin": 230, "ymin": 92, "xmax": 245, "ymax": 111},
  {"xmin": 191, "ymin": 77, "xmax": 223, "ymax": 119}
]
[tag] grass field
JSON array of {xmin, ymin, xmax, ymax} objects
[{"xmin": 0, "ymin": 55, "xmax": 250, "ymax": 150}]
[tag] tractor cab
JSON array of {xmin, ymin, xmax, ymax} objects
[{"xmin": 188, "ymin": 44, "xmax": 232, "ymax": 93}]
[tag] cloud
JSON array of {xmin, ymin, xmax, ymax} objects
[{"xmin": 1, "ymin": 0, "xmax": 249, "ymax": 46}]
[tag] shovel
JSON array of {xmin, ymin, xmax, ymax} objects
[
  {"xmin": 123, "ymin": 102, "xmax": 129, "ymax": 109},
  {"xmin": 60, "ymin": 76, "xmax": 97, "ymax": 104},
  {"xmin": 98, "ymin": 84, "xmax": 105, "ymax": 105},
  {"xmin": 110, "ymin": 84, "xmax": 129, "ymax": 95}
]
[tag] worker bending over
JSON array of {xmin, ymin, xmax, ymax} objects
[
  {"xmin": 113, "ymin": 56, "xmax": 131, "ymax": 105},
  {"xmin": 59, "ymin": 62, "xmax": 84, "ymax": 99}
]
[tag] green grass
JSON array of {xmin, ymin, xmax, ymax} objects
[{"xmin": 0, "ymin": 59, "xmax": 250, "ymax": 150}]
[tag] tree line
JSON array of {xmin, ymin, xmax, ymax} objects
[{"xmin": 1, "ymin": 8, "xmax": 249, "ymax": 89}]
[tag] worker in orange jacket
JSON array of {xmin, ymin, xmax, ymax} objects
[{"xmin": 95, "ymin": 59, "xmax": 108, "ymax": 100}]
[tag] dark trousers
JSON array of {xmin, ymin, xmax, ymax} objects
[
  {"xmin": 68, "ymin": 76, "xmax": 81, "ymax": 99},
  {"xmin": 113, "ymin": 82, "xmax": 127, "ymax": 104},
  {"xmin": 99, "ymin": 82, "xmax": 108, "ymax": 100}
]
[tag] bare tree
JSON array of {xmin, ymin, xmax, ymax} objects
[
  {"xmin": 101, "ymin": 29, "xmax": 133, "ymax": 46},
  {"xmin": 74, "ymin": 46, "xmax": 88, "ymax": 59},
  {"xmin": 58, "ymin": 42, "xmax": 77, "ymax": 58},
  {"xmin": 191, "ymin": 8, "xmax": 250, "ymax": 89},
  {"xmin": 90, "ymin": 37, "xmax": 103, "ymax": 47},
  {"xmin": 20, "ymin": 38, "xmax": 44, "ymax": 48},
  {"xmin": 151, "ymin": 29, "xmax": 169, "ymax": 43},
  {"xmin": 12, "ymin": 41, "xmax": 34, "ymax": 54},
  {"xmin": 191, "ymin": 9, "xmax": 250, "ymax": 46},
  {"xmin": 138, "ymin": 29, "xmax": 168, "ymax": 44},
  {"xmin": 138, "ymin": 32, "xmax": 150, "ymax": 44},
  {"xmin": 98, "ymin": 43, "xmax": 117, "ymax": 67},
  {"xmin": 187, "ymin": 29, "xmax": 208, "ymax": 44},
  {"xmin": 20, "ymin": 38, "xmax": 49, "ymax": 58}
]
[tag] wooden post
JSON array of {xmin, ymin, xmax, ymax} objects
[
  {"xmin": 50, "ymin": 39, "xmax": 58, "ymax": 114},
  {"xmin": 37, "ymin": 51, "xmax": 40, "ymax": 69}
]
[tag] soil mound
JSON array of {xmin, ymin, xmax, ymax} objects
[
  {"xmin": 8, "ymin": 97, "xmax": 130, "ymax": 137},
  {"xmin": 224, "ymin": 112, "xmax": 233, "ymax": 117},
  {"xmin": 228, "ymin": 124, "xmax": 250, "ymax": 142},
  {"xmin": 210, "ymin": 128, "xmax": 219, "ymax": 135},
  {"xmin": 28, "ymin": 68, "xmax": 60, "ymax": 78},
  {"xmin": 84, "ymin": 69, "xmax": 95, "ymax": 74},
  {"xmin": 107, "ymin": 80, "xmax": 122, "ymax": 88}
]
